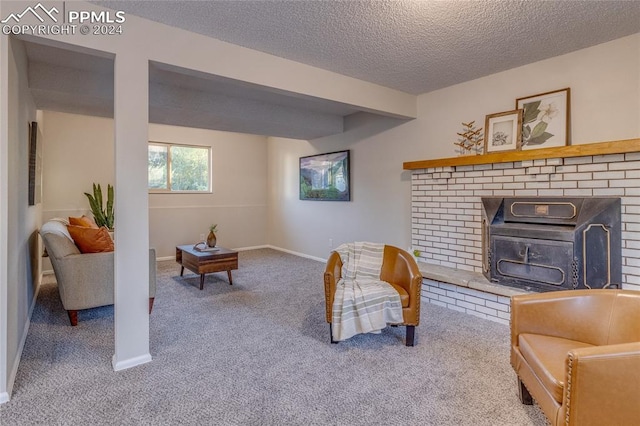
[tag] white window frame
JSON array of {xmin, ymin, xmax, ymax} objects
[{"xmin": 148, "ymin": 141, "xmax": 212, "ymax": 193}]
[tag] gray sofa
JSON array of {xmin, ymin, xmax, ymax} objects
[{"xmin": 40, "ymin": 219, "xmax": 156, "ymax": 326}]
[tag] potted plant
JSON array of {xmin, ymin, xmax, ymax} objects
[
  {"xmin": 207, "ymin": 224, "xmax": 218, "ymax": 247},
  {"xmin": 412, "ymin": 249, "xmax": 421, "ymax": 262},
  {"xmin": 84, "ymin": 183, "xmax": 114, "ymax": 230}
]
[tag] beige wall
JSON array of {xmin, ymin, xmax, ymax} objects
[
  {"xmin": 1, "ymin": 37, "xmax": 39, "ymax": 402},
  {"xmin": 41, "ymin": 112, "xmax": 114, "ymax": 219},
  {"xmin": 41, "ymin": 111, "xmax": 268, "ymax": 260},
  {"xmin": 418, "ymin": 34, "xmax": 640, "ymax": 161},
  {"xmin": 267, "ymin": 34, "xmax": 640, "ymax": 260},
  {"xmin": 148, "ymin": 124, "xmax": 268, "ymax": 257},
  {"xmin": 267, "ymin": 113, "xmax": 422, "ymax": 260}
]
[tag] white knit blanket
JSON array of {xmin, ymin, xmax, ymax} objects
[{"xmin": 331, "ymin": 242, "xmax": 403, "ymax": 341}]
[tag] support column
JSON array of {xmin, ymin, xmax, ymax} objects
[
  {"xmin": 112, "ymin": 52, "xmax": 151, "ymax": 371},
  {"xmin": 0, "ymin": 32, "xmax": 10, "ymax": 404}
]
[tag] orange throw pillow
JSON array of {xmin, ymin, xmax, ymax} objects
[
  {"xmin": 67, "ymin": 225, "xmax": 114, "ymax": 253},
  {"xmin": 69, "ymin": 215, "xmax": 98, "ymax": 228}
]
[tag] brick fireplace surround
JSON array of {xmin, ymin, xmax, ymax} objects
[{"xmin": 410, "ymin": 147, "xmax": 640, "ymax": 325}]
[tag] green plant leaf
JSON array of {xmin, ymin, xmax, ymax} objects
[
  {"xmin": 527, "ymin": 132, "xmax": 554, "ymax": 146},
  {"xmin": 95, "ymin": 183, "xmax": 103, "ymax": 212},
  {"xmin": 106, "ymin": 184, "xmax": 114, "ymax": 229},
  {"xmin": 522, "ymin": 125, "xmax": 531, "ymax": 139},
  {"xmin": 84, "ymin": 183, "xmax": 113, "ymax": 228},
  {"xmin": 522, "ymin": 101, "xmax": 541, "ymax": 124},
  {"xmin": 530, "ymin": 121, "xmax": 548, "ymax": 139},
  {"xmin": 84, "ymin": 193, "xmax": 98, "ymax": 214}
]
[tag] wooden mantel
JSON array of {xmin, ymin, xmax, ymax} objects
[{"xmin": 403, "ymin": 138, "xmax": 640, "ymax": 170}]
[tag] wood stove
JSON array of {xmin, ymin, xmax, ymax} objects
[{"xmin": 481, "ymin": 197, "xmax": 621, "ymax": 292}]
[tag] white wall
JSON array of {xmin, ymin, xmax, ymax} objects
[
  {"xmin": 148, "ymin": 124, "xmax": 268, "ymax": 257},
  {"xmin": 41, "ymin": 111, "xmax": 268, "ymax": 259},
  {"xmin": 41, "ymin": 112, "xmax": 114, "ymax": 220},
  {"xmin": 419, "ymin": 33, "xmax": 640, "ymax": 161},
  {"xmin": 267, "ymin": 34, "xmax": 640, "ymax": 260},
  {"xmin": 267, "ymin": 113, "xmax": 423, "ymax": 260},
  {"xmin": 0, "ymin": 37, "xmax": 39, "ymax": 403}
]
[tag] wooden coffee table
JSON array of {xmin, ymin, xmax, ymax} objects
[{"xmin": 176, "ymin": 245, "xmax": 238, "ymax": 290}]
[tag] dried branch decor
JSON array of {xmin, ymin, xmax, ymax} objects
[{"xmin": 454, "ymin": 121, "xmax": 484, "ymax": 155}]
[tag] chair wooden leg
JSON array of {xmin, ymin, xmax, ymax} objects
[
  {"xmin": 405, "ymin": 325, "xmax": 415, "ymax": 346},
  {"xmin": 149, "ymin": 297, "xmax": 155, "ymax": 314},
  {"xmin": 518, "ymin": 377, "xmax": 533, "ymax": 405},
  {"xmin": 67, "ymin": 310, "xmax": 78, "ymax": 326},
  {"xmin": 330, "ymin": 324, "xmax": 338, "ymax": 344}
]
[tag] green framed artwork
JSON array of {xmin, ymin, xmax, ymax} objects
[{"xmin": 299, "ymin": 150, "xmax": 350, "ymax": 201}]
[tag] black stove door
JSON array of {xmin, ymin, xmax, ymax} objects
[{"xmin": 491, "ymin": 235, "xmax": 573, "ymax": 291}]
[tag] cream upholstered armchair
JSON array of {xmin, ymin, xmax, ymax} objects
[
  {"xmin": 40, "ymin": 220, "xmax": 156, "ymax": 326},
  {"xmin": 510, "ymin": 289, "xmax": 640, "ymax": 426},
  {"xmin": 324, "ymin": 244, "xmax": 422, "ymax": 346}
]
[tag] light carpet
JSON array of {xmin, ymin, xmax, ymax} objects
[{"xmin": 0, "ymin": 248, "xmax": 548, "ymax": 425}]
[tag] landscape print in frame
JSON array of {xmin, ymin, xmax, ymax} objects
[{"xmin": 299, "ymin": 150, "xmax": 350, "ymax": 201}]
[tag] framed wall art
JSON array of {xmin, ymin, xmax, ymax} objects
[
  {"xmin": 516, "ymin": 88, "xmax": 570, "ymax": 150},
  {"xmin": 484, "ymin": 109, "xmax": 523, "ymax": 153},
  {"xmin": 299, "ymin": 150, "xmax": 350, "ymax": 201},
  {"xmin": 28, "ymin": 121, "xmax": 42, "ymax": 206}
]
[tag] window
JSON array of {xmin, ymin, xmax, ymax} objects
[{"xmin": 148, "ymin": 142, "xmax": 211, "ymax": 192}]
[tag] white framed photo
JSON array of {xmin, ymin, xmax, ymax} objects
[{"xmin": 484, "ymin": 109, "xmax": 523, "ymax": 153}]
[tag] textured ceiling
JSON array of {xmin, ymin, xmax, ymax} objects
[
  {"xmin": 92, "ymin": 0, "xmax": 640, "ymax": 94},
  {"xmin": 23, "ymin": 1, "xmax": 640, "ymax": 139}
]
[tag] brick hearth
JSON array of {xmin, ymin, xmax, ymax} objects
[{"xmin": 412, "ymin": 151, "xmax": 640, "ymax": 321}]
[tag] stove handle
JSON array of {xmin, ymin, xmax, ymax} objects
[{"xmin": 519, "ymin": 245, "xmax": 530, "ymax": 264}]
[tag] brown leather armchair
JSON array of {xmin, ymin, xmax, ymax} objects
[
  {"xmin": 324, "ymin": 245, "xmax": 422, "ymax": 346},
  {"xmin": 510, "ymin": 289, "xmax": 640, "ymax": 426}
]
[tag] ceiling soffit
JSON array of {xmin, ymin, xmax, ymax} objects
[{"xmin": 22, "ymin": 41, "xmax": 370, "ymax": 139}]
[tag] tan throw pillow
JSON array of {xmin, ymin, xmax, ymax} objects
[
  {"xmin": 69, "ymin": 215, "xmax": 98, "ymax": 228},
  {"xmin": 67, "ymin": 225, "xmax": 114, "ymax": 253}
]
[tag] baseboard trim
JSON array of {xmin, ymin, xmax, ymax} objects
[
  {"xmin": 267, "ymin": 245, "xmax": 326, "ymax": 263},
  {"xmin": 112, "ymin": 353, "xmax": 152, "ymax": 371},
  {"xmin": 4, "ymin": 281, "xmax": 41, "ymax": 403},
  {"xmin": 233, "ymin": 245, "xmax": 269, "ymax": 252},
  {"xmin": 150, "ymin": 245, "xmax": 324, "ymax": 263}
]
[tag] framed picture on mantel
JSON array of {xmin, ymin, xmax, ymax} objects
[
  {"xmin": 484, "ymin": 109, "xmax": 523, "ymax": 154},
  {"xmin": 516, "ymin": 88, "xmax": 570, "ymax": 150}
]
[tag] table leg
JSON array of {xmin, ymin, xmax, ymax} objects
[
  {"xmin": 180, "ymin": 266, "xmax": 184, "ymax": 276},
  {"xmin": 200, "ymin": 274, "xmax": 205, "ymax": 290},
  {"xmin": 227, "ymin": 270, "xmax": 233, "ymax": 285}
]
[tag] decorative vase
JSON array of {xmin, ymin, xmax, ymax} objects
[{"xmin": 206, "ymin": 231, "xmax": 217, "ymax": 248}]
